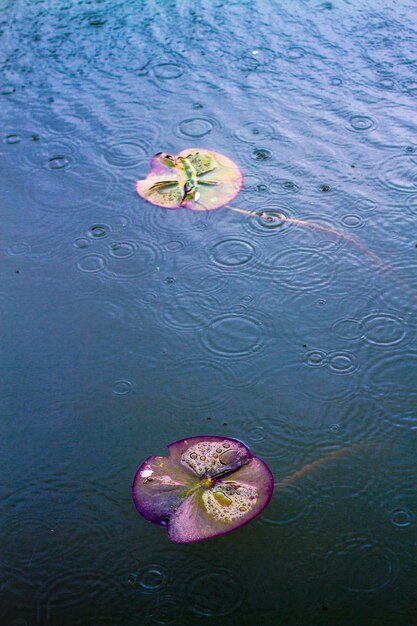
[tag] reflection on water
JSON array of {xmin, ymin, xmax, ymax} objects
[{"xmin": 1, "ymin": 0, "xmax": 416, "ymax": 624}]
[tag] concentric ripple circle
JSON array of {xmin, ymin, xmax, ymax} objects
[
  {"xmin": 185, "ymin": 568, "xmax": 243, "ymax": 617},
  {"xmin": 327, "ymin": 535, "xmax": 398, "ymax": 593},
  {"xmin": 104, "ymin": 238, "xmax": 160, "ymax": 280},
  {"xmin": 364, "ymin": 351, "xmax": 417, "ymax": 426},
  {"xmin": 266, "ymin": 247, "xmax": 335, "ymax": 291},
  {"xmin": 164, "ymin": 358, "xmax": 235, "ymax": 410},
  {"xmin": 235, "ymin": 121, "xmax": 275, "ymax": 143},
  {"xmin": 160, "ymin": 291, "xmax": 220, "ymax": 333},
  {"xmin": 259, "ymin": 484, "xmax": 310, "ymax": 526},
  {"xmin": 348, "ymin": 115, "xmax": 376, "ymax": 131},
  {"xmin": 362, "ymin": 312, "xmax": 407, "ymax": 346},
  {"xmin": 201, "ymin": 313, "xmax": 265, "ymax": 359},
  {"xmin": 25, "ymin": 157, "xmax": 115, "ymax": 213},
  {"xmin": 210, "ymin": 237, "xmax": 257, "ymax": 268},
  {"xmin": 177, "ymin": 117, "xmax": 215, "ymax": 138},
  {"xmin": 379, "ymin": 154, "xmax": 417, "ymax": 193}
]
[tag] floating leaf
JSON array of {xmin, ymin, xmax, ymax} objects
[
  {"xmin": 135, "ymin": 149, "xmax": 244, "ymax": 211},
  {"xmin": 132, "ymin": 436, "xmax": 274, "ymax": 543}
]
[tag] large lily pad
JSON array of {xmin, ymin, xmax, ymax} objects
[
  {"xmin": 132, "ymin": 436, "xmax": 273, "ymax": 543},
  {"xmin": 135, "ymin": 149, "xmax": 244, "ymax": 211}
]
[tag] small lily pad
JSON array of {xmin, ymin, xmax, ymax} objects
[
  {"xmin": 135, "ymin": 149, "xmax": 244, "ymax": 211},
  {"xmin": 132, "ymin": 436, "xmax": 274, "ymax": 543}
]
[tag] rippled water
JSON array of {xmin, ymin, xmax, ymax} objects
[{"xmin": 1, "ymin": 0, "xmax": 416, "ymax": 624}]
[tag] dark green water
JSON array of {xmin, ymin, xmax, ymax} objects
[{"xmin": 1, "ymin": 0, "xmax": 416, "ymax": 624}]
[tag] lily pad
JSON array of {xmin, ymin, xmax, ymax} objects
[
  {"xmin": 132, "ymin": 436, "xmax": 274, "ymax": 543},
  {"xmin": 135, "ymin": 149, "xmax": 244, "ymax": 211}
]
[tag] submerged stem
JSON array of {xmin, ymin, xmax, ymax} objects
[
  {"xmin": 276, "ymin": 441, "xmax": 378, "ymax": 488},
  {"xmin": 224, "ymin": 204, "xmax": 415, "ymax": 302}
]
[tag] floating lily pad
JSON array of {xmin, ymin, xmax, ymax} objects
[
  {"xmin": 135, "ymin": 149, "xmax": 244, "ymax": 211},
  {"xmin": 132, "ymin": 436, "xmax": 274, "ymax": 543}
]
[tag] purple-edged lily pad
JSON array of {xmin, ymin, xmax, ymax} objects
[
  {"xmin": 132, "ymin": 436, "xmax": 274, "ymax": 543},
  {"xmin": 135, "ymin": 149, "xmax": 244, "ymax": 211}
]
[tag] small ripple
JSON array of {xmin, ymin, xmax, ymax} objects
[
  {"xmin": 86, "ymin": 223, "xmax": 110, "ymax": 239},
  {"xmin": 24, "ymin": 153, "xmax": 116, "ymax": 213},
  {"xmin": 47, "ymin": 155, "xmax": 71, "ymax": 170},
  {"xmin": 348, "ymin": 115, "xmax": 376, "ymax": 132},
  {"xmin": 0, "ymin": 565, "xmax": 36, "ymax": 613},
  {"xmin": 46, "ymin": 111, "xmax": 86, "ymax": 135},
  {"xmin": 239, "ymin": 174, "xmax": 270, "ymax": 204},
  {"xmin": 287, "ymin": 46, "xmax": 306, "ymax": 60},
  {"xmin": 246, "ymin": 426, "xmax": 265, "ymax": 442},
  {"xmin": 209, "ymin": 237, "xmax": 257, "ymax": 269},
  {"xmin": 76, "ymin": 254, "xmax": 106, "ymax": 273},
  {"xmin": 243, "ymin": 415, "xmax": 312, "ymax": 477},
  {"xmin": 340, "ymin": 214, "xmax": 364, "ymax": 228},
  {"xmin": 104, "ymin": 237, "xmax": 160, "ymax": 281},
  {"xmin": 159, "ymin": 291, "xmax": 220, "ymax": 333},
  {"xmin": 109, "ymin": 241, "xmax": 136, "ymax": 259},
  {"xmin": 251, "ymin": 147, "xmax": 273, "ymax": 161},
  {"xmin": 153, "ymin": 62, "xmax": 184, "ymax": 80},
  {"xmin": 235, "ymin": 121, "xmax": 276, "ymax": 143},
  {"xmin": 381, "ymin": 430, "xmax": 417, "ymax": 480},
  {"xmin": 184, "ymin": 568, "xmax": 243, "ymax": 617},
  {"xmin": 279, "ymin": 213, "xmax": 346, "ymax": 252},
  {"xmin": 301, "ymin": 442, "xmax": 377, "ymax": 504},
  {"xmin": 1, "ymin": 476, "xmax": 120, "ymax": 591},
  {"xmin": 7, "ymin": 243, "xmax": 30, "ymax": 255},
  {"xmin": 362, "ymin": 312, "xmax": 407, "ymax": 347},
  {"xmin": 141, "ymin": 202, "xmax": 213, "ymax": 236},
  {"xmin": 265, "ymin": 247, "xmax": 336, "ymax": 291},
  {"xmin": 3, "ymin": 132, "xmax": 22, "ymax": 145},
  {"xmin": 355, "ymin": 197, "xmax": 377, "ymax": 212},
  {"xmin": 1, "ymin": 84, "xmax": 16, "ymax": 95},
  {"xmin": 36, "ymin": 567, "xmax": 117, "ymax": 618},
  {"xmin": 176, "ymin": 117, "xmax": 216, "ymax": 138},
  {"xmin": 16, "ymin": 137, "xmax": 79, "ymax": 170},
  {"xmin": 142, "ymin": 594, "xmax": 184, "ymax": 625},
  {"xmin": 379, "ymin": 154, "xmax": 417, "ymax": 193},
  {"xmin": 389, "ymin": 507, "xmax": 414, "ymax": 528},
  {"xmin": 326, "ymin": 534, "xmax": 399, "ymax": 593},
  {"xmin": 241, "ymin": 205, "xmax": 294, "ymax": 237},
  {"xmin": 240, "ymin": 47, "xmax": 276, "ymax": 69},
  {"xmin": 327, "ymin": 351, "xmax": 358, "ymax": 375},
  {"xmin": 71, "ymin": 274, "xmax": 104, "ymax": 295},
  {"xmin": 304, "ymin": 350, "xmax": 327, "ymax": 366},
  {"xmin": 259, "ymin": 484, "xmax": 310, "ymax": 526},
  {"xmin": 112, "ymin": 380, "xmax": 133, "ymax": 396},
  {"xmin": 136, "ymin": 563, "xmax": 168, "ymax": 593},
  {"xmin": 103, "ymin": 138, "xmax": 148, "ymax": 168},
  {"xmin": 269, "ymin": 178, "xmax": 301, "ymax": 195},
  {"xmin": 165, "ymin": 240, "xmax": 185, "ymax": 252},
  {"xmin": 200, "ymin": 313, "xmax": 266, "ymax": 359},
  {"xmin": 320, "ymin": 398, "xmax": 391, "ymax": 441},
  {"xmin": 163, "ymin": 357, "xmax": 236, "ymax": 410},
  {"xmin": 301, "ymin": 363, "xmax": 359, "ymax": 402},
  {"xmin": 376, "ymin": 77, "xmax": 395, "ymax": 90},
  {"xmin": 364, "ymin": 351, "xmax": 417, "ymax": 427},
  {"xmin": 1, "ymin": 515, "xmax": 59, "ymax": 569},
  {"xmin": 178, "ymin": 262, "xmax": 234, "ymax": 295},
  {"xmin": 332, "ymin": 318, "xmax": 364, "ymax": 340}
]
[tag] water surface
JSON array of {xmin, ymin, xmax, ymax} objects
[{"xmin": 1, "ymin": 1, "xmax": 416, "ymax": 624}]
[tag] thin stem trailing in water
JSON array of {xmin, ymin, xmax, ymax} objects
[{"xmin": 224, "ymin": 204, "xmax": 415, "ymax": 302}]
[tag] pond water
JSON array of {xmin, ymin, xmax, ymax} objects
[{"xmin": 1, "ymin": 0, "xmax": 416, "ymax": 624}]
